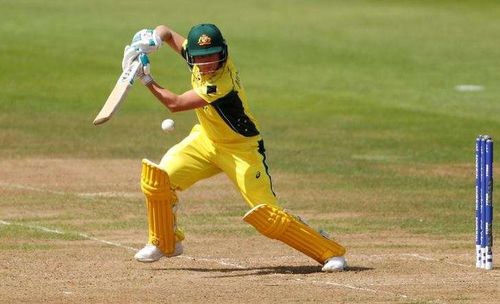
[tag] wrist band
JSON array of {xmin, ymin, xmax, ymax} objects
[{"xmin": 141, "ymin": 75, "xmax": 154, "ymax": 86}]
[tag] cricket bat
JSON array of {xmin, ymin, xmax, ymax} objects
[{"xmin": 93, "ymin": 60, "xmax": 141, "ymax": 125}]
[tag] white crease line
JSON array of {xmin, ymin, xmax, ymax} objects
[
  {"xmin": 0, "ymin": 220, "xmax": 137, "ymax": 251},
  {"xmin": 0, "ymin": 220, "xmax": 246, "ymax": 269},
  {"xmin": 79, "ymin": 192, "xmax": 140, "ymax": 198},
  {"xmin": 0, "ymin": 220, "xmax": 456, "ymax": 302},
  {"xmin": 402, "ymin": 253, "xmax": 435, "ymax": 261},
  {"xmin": 367, "ymin": 279, "xmax": 500, "ymax": 287},
  {"xmin": 401, "ymin": 253, "xmax": 472, "ymax": 268},
  {"xmin": 178, "ymin": 256, "xmax": 246, "ymax": 269},
  {"xmin": 349, "ymin": 253, "xmax": 473, "ymax": 268},
  {"xmin": 296, "ymin": 278, "xmax": 411, "ymax": 300},
  {"xmin": 77, "ymin": 232, "xmax": 139, "ymax": 252},
  {"xmin": 0, "ymin": 220, "xmax": 64, "ymax": 235},
  {"xmin": 0, "ymin": 182, "xmax": 139, "ymax": 199},
  {"xmin": 0, "ymin": 182, "xmax": 67, "ymax": 196}
]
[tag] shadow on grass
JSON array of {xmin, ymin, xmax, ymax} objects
[{"xmin": 150, "ymin": 265, "xmax": 373, "ymax": 277}]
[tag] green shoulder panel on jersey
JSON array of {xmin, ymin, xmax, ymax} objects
[{"xmin": 211, "ymin": 91, "xmax": 260, "ymax": 137}]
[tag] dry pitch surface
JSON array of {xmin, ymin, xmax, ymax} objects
[{"xmin": 1, "ymin": 159, "xmax": 499, "ymax": 303}]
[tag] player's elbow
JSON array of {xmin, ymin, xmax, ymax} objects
[
  {"xmin": 155, "ymin": 25, "xmax": 171, "ymax": 42},
  {"xmin": 168, "ymin": 105, "xmax": 183, "ymax": 113}
]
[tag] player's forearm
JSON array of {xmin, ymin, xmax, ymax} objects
[
  {"xmin": 146, "ymin": 81, "xmax": 184, "ymax": 112},
  {"xmin": 144, "ymin": 81, "xmax": 208, "ymax": 112},
  {"xmin": 155, "ymin": 25, "xmax": 185, "ymax": 54}
]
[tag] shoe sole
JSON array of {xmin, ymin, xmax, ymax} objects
[{"xmin": 134, "ymin": 247, "xmax": 183, "ymax": 263}]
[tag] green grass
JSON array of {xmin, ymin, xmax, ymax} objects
[
  {"xmin": 1, "ymin": 0, "xmax": 500, "ymax": 241},
  {"xmin": 0, "ymin": 222, "xmax": 83, "ymax": 243}
]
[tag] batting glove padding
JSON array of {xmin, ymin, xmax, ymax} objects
[
  {"xmin": 136, "ymin": 54, "xmax": 154, "ymax": 85},
  {"xmin": 131, "ymin": 29, "xmax": 162, "ymax": 54},
  {"xmin": 122, "ymin": 45, "xmax": 140, "ymax": 71}
]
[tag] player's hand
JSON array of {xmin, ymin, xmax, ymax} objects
[
  {"xmin": 136, "ymin": 53, "xmax": 154, "ymax": 85},
  {"xmin": 122, "ymin": 45, "xmax": 140, "ymax": 71},
  {"xmin": 131, "ymin": 29, "xmax": 162, "ymax": 54}
]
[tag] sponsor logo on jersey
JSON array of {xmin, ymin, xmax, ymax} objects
[{"xmin": 207, "ymin": 85, "xmax": 217, "ymax": 94}]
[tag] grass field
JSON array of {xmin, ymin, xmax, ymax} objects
[{"xmin": 1, "ymin": 1, "xmax": 500, "ymax": 303}]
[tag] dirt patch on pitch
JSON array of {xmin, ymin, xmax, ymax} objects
[
  {"xmin": 0, "ymin": 158, "xmax": 141, "ymax": 193},
  {"xmin": 2, "ymin": 232, "xmax": 498, "ymax": 304},
  {"xmin": 0, "ymin": 159, "xmax": 499, "ymax": 303}
]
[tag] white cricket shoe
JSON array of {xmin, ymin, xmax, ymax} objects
[
  {"xmin": 134, "ymin": 243, "xmax": 183, "ymax": 263},
  {"xmin": 322, "ymin": 256, "xmax": 347, "ymax": 272}
]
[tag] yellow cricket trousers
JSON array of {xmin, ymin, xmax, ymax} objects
[{"xmin": 159, "ymin": 124, "xmax": 279, "ymax": 208}]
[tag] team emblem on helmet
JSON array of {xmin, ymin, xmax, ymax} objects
[{"xmin": 198, "ymin": 34, "xmax": 212, "ymax": 46}]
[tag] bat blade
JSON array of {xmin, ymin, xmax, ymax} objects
[{"xmin": 93, "ymin": 60, "xmax": 141, "ymax": 125}]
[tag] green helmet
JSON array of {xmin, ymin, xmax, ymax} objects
[{"xmin": 185, "ymin": 24, "xmax": 228, "ymax": 69}]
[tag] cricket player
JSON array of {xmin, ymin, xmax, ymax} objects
[{"xmin": 122, "ymin": 24, "xmax": 347, "ymax": 272}]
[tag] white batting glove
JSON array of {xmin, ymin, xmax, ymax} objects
[
  {"xmin": 131, "ymin": 29, "xmax": 162, "ymax": 54},
  {"xmin": 136, "ymin": 53, "xmax": 154, "ymax": 86},
  {"xmin": 122, "ymin": 45, "xmax": 140, "ymax": 71}
]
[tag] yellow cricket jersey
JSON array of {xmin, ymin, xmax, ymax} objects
[{"xmin": 182, "ymin": 45, "xmax": 261, "ymax": 144}]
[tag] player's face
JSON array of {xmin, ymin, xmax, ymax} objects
[{"xmin": 193, "ymin": 53, "xmax": 221, "ymax": 75}]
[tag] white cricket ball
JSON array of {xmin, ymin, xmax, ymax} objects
[{"xmin": 161, "ymin": 119, "xmax": 175, "ymax": 132}]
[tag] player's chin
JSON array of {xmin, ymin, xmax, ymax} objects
[
  {"xmin": 199, "ymin": 66, "xmax": 220, "ymax": 75},
  {"xmin": 199, "ymin": 70, "xmax": 216, "ymax": 75}
]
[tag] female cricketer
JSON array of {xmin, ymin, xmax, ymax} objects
[{"xmin": 122, "ymin": 23, "xmax": 347, "ymax": 272}]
